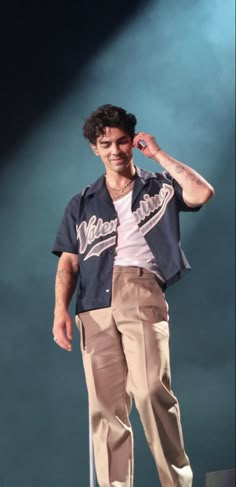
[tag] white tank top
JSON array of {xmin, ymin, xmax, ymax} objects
[{"xmin": 113, "ymin": 191, "xmax": 164, "ymax": 281}]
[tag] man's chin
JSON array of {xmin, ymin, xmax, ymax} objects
[
  {"xmin": 115, "ymin": 165, "xmax": 127, "ymax": 172},
  {"xmin": 112, "ymin": 160, "xmax": 131, "ymax": 172}
]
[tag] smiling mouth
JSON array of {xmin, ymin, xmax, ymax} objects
[{"xmin": 111, "ymin": 157, "xmax": 125, "ymax": 161}]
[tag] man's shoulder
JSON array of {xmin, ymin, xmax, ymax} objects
[{"xmin": 68, "ymin": 175, "xmax": 104, "ymax": 204}]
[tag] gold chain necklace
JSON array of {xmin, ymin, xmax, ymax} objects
[{"xmin": 105, "ymin": 176, "xmax": 134, "ymax": 194}]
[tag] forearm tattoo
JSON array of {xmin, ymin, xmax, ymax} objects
[
  {"xmin": 163, "ymin": 155, "xmax": 203, "ymax": 185},
  {"xmin": 55, "ymin": 268, "xmax": 78, "ymax": 308},
  {"xmin": 175, "ymin": 165, "xmax": 185, "ymax": 174},
  {"xmin": 56, "ymin": 268, "xmax": 78, "ymax": 289}
]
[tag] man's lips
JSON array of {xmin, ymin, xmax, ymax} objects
[{"xmin": 110, "ymin": 157, "xmax": 125, "ymax": 162}]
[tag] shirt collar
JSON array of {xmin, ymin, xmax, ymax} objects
[{"xmin": 85, "ymin": 166, "xmax": 158, "ymax": 198}]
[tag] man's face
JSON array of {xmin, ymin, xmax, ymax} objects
[{"xmin": 91, "ymin": 127, "xmax": 134, "ymax": 175}]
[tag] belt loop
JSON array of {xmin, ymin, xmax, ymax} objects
[{"xmin": 137, "ymin": 267, "xmax": 142, "ymax": 276}]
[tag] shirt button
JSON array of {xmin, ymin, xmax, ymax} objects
[{"xmin": 106, "ymin": 289, "xmax": 110, "ymax": 293}]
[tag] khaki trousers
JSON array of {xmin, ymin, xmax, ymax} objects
[{"xmin": 76, "ymin": 266, "xmax": 193, "ymax": 487}]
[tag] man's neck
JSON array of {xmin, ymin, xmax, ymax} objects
[{"xmin": 105, "ymin": 162, "xmax": 136, "ymax": 187}]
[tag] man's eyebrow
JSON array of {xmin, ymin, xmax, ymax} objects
[
  {"xmin": 117, "ymin": 136, "xmax": 130, "ymax": 141},
  {"xmin": 99, "ymin": 136, "xmax": 129, "ymax": 144}
]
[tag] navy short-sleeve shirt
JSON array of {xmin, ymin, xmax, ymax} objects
[{"xmin": 52, "ymin": 166, "xmax": 201, "ymax": 313}]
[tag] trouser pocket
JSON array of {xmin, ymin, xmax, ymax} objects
[{"xmin": 75, "ymin": 314, "xmax": 86, "ymax": 352}]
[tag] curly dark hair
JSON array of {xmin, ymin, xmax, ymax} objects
[{"xmin": 83, "ymin": 104, "xmax": 137, "ymax": 144}]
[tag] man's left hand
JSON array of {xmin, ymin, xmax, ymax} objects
[{"xmin": 133, "ymin": 132, "xmax": 161, "ymax": 159}]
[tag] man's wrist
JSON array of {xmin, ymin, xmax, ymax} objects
[
  {"xmin": 153, "ymin": 147, "xmax": 162, "ymax": 160},
  {"xmin": 54, "ymin": 303, "xmax": 69, "ymax": 315}
]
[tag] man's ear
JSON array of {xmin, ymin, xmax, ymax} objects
[{"xmin": 90, "ymin": 143, "xmax": 99, "ymax": 156}]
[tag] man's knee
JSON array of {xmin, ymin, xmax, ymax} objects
[{"xmin": 134, "ymin": 375, "xmax": 176, "ymax": 410}]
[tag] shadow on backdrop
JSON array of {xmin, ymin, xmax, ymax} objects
[{"xmin": 0, "ymin": 0, "xmax": 151, "ymax": 161}]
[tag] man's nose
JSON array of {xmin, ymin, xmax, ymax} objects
[{"xmin": 111, "ymin": 143, "xmax": 121, "ymax": 154}]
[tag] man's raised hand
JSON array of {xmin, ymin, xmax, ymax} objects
[{"xmin": 133, "ymin": 132, "xmax": 161, "ymax": 159}]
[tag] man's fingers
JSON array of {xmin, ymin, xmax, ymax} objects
[
  {"xmin": 133, "ymin": 139, "xmax": 146, "ymax": 151},
  {"xmin": 66, "ymin": 320, "xmax": 73, "ymax": 340},
  {"xmin": 133, "ymin": 133, "xmax": 151, "ymax": 151},
  {"xmin": 133, "ymin": 132, "xmax": 160, "ymax": 159},
  {"xmin": 52, "ymin": 313, "xmax": 73, "ymax": 352},
  {"xmin": 133, "ymin": 133, "xmax": 144, "ymax": 148},
  {"xmin": 53, "ymin": 328, "xmax": 72, "ymax": 352},
  {"xmin": 54, "ymin": 336, "xmax": 72, "ymax": 352}
]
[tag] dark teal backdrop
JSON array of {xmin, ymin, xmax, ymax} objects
[{"xmin": 0, "ymin": 0, "xmax": 235, "ymax": 486}]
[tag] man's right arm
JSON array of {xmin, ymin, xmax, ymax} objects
[{"xmin": 52, "ymin": 252, "xmax": 79, "ymax": 352}]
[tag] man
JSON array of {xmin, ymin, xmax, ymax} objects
[{"xmin": 52, "ymin": 104, "xmax": 214, "ymax": 487}]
